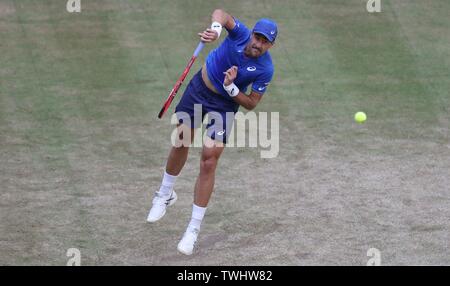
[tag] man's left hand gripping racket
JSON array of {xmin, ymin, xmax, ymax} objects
[{"xmin": 157, "ymin": 42, "xmax": 205, "ymax": 119}]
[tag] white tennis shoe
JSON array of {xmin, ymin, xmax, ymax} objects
[
  {"xmin": 146, "ymin": 190, "xmax": 177, "ymax": 223},
  {"xmin": 177, "ymin": 226, "xmax": 199, "ymax": 255}
]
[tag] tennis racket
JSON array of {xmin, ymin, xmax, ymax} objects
[{"xmin": 157, "ymin": 42, "xmax": 205, "ymax": 118}]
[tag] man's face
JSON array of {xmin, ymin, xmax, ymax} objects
[{"xmin": 244, "ymin": 33, "xmax": 273, "ymax": 58}]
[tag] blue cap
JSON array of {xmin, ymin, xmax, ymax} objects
[{"xmin": 252, "ymin": 18, "xmax": 278, "ymax": 43}]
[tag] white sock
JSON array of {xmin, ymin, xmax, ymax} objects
[
  {"xmin": 188, "ymin": 204, "xmax": 207, "ymax": 230},
  {"xmin": 158, "ymin": 171, "xmax": 177, "ymax": 196}
]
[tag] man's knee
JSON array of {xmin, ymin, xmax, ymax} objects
[
  {"xmin": 200, "ymin": 156, "xmax": 218, "ymax": 174},
  {"xmin": 171, "ymin": 144, "xmax": 189, "ymax": 153}
]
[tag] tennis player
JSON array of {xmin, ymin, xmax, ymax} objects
[{"xmin": 147, "ymin": 9, "xmax": 277, "ymax": 255}]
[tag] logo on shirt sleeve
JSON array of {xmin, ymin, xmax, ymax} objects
[
  {"xmin": 256, "ymin": 82, "xmax": 270, "ymax": 92},
  {"xmin": 247, "ymin": 66, "xmax": 257, "ymax": 72}
]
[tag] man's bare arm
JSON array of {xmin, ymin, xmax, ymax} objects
[
  {"xmin": 232, "ymin": 91, "xmax": 263, "ymax": 111},
  {"xmin": 223, "ymin": 66, "xmax": 263, "ymax": 111},
  {"xmin": 211, "ymin": 9, "xmax": 235, "ymax": 30},
  {"xmin": 198, "ymin": 9, "xmax": 236, "ymax": 43}
]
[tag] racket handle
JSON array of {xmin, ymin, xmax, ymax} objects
[{"xmin": 193, "ymin": 42, "xmax": 205, "ymax": 57}]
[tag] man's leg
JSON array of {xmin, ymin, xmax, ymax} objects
[
  {"xmin": 166, "ymin": 125, "xmax": 195, "ymax": 175},
  {"xmin": 147, "ymin": 125, "xmax": 195, "ymax": 223},
  {"xmin": 177, "ymin": 137, "xmax": 224, "ymax": 255},
  {"xmin": 194, "ymin": 138, "xmax": 224, "ymax": 207}
]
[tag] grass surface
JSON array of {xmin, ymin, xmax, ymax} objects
[{"xmin": 0, "ymin": 0, "xmax": 449, "ymax": 265}]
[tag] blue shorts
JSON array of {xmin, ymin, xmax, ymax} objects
[{"xmin": 175, "ymin": 70, "xmax": 239, "ymax": 144}]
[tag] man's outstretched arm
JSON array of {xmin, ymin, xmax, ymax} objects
[
  {"xmin": 211, "ymin": 9, "xmax": 235, "ymax": 30},
  {"xmin": 198, "ymin": 9, "xmax": 236, "ymax": 43}
]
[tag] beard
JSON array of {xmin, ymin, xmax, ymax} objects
[{"xmin": 244, "ymin": 44, "xmax": 262, "ymax": 58}]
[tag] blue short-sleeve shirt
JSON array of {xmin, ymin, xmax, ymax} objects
[{"xmin": 205, "ymin": 18, "xmax": 274, "ymax": 102}]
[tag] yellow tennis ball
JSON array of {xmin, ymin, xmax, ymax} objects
[{"xmin": 354, "ymin": 112, "xmax": 367, "ymax": 123}]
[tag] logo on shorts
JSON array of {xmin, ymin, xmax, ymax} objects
[
  {"xmin": 247, "ymin": 66, "xmax": 256, "ymax": 72},
  {"xmin": 217, "ymin": 130, "xmax": 225, "ymax": 136}
]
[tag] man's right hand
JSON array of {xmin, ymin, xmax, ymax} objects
[
  {"xmin": 198, "ymin": 28, "xmax": 218, "ymax": 43},
  {"xmin": 223, "ymin": 66, "xmax": 238, "ymax": 87}
]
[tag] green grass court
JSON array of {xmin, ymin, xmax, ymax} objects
[{"xmin": 0, "ymin": 0, "xmax": 449, "ymax": 265}]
